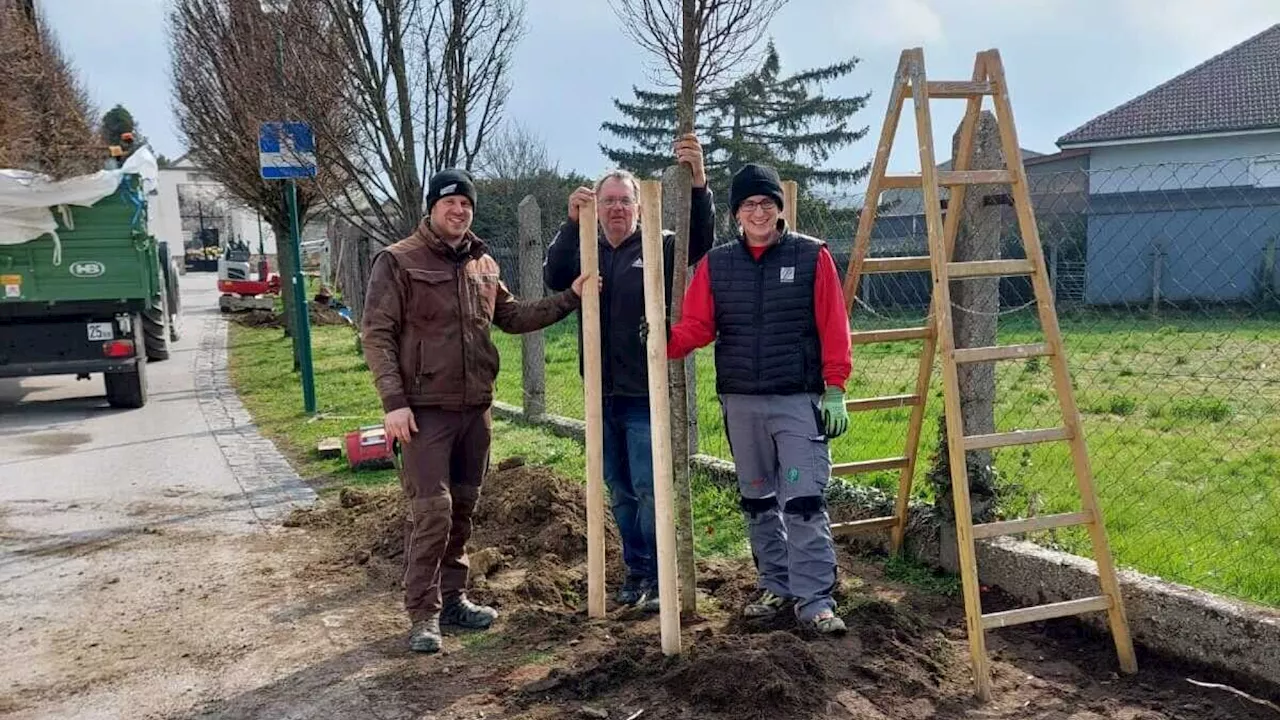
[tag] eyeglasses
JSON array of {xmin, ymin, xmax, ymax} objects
[
  {"xmin": 600, "ymin": 197, "xmax": 636, "ymax": 208},
  {"xmin": 739, "ymin": 199, "xmax": 777, "ymax": 213}
]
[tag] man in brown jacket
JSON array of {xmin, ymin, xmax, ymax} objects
[{"xmin": 362, "ymin": 168, "xmax": 591, "ymax": 653}]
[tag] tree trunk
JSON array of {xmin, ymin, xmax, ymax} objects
[
  {"xmin": 932, "ymin": 111, "xmax": 1002, "ymax": 523},
  {"xmin": 272, "ymin": 211, "xmax": 300, "ymax": 367},
  {"xmin": 668, "ymin": 0, "xmax": 699, "ymax": 616}
]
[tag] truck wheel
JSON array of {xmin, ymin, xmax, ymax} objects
[
  {"xmin": 144, "ymin": 291, "xmax": 170, "ymax": 361},
  {"xmin": 105, "ymin": 360, "xmax": 148, "ymax": 408}
]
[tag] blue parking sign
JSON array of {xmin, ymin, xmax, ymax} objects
[{"xmin": 259, "ymin": 122, "xmax": 317, "ymax": 180}]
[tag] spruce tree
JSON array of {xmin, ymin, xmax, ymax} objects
[{"xmin": 600, "ymin": 41, "xmax": 872, "ymax": 196}]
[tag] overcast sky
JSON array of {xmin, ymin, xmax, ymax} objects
[{"xmin": 37, "ymin": 0, "xmax": 1280, "ymax": 193}]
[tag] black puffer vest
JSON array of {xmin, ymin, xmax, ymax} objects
[{"xmin": 707, "ymin": 228, "xmax": 825, "ymax": 395}]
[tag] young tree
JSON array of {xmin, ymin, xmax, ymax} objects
[{"xmin": 608, "ymin": 0, "xmax": 788, "ymax": 616}]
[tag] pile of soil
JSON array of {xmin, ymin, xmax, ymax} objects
[
  {"xmin": 288, "ymin": 461, "xmax": 1280, "ymax": 720},
  {"xmin": 229, "ymin": 304, "xmax": 349, "ymax": 328}
]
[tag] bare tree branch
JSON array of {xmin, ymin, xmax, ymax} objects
[{"xmin": 609, "ymin": 0, "xmax": 786, "ymax": 91}]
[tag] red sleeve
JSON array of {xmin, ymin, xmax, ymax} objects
[
  {"xmin": 814, "ymin": 247, "xmax": 852, "ymax": 389},
  {"xmin": 666, "ymin": 258, "xmax": 716, "ymax": 359}
]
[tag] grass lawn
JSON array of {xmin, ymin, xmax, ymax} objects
[
  {"xmin": 490, "ymin": 307, "xmax": 1280, "ymax": 607},
  {"xmin": 226, "ymin": 321, "xmax": 749, "ymax": 559}
]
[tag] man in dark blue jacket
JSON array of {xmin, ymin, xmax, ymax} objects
[{"xmin": 543, "ymin": 134, "xmax": 715, "ymax": 609}]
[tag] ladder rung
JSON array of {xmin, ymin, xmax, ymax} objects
[
  {"xmin": 832, "ymin": 515, "xmax": 898, "ymax": 536},
  {"xmin": 982, "ymin": 596, "xmax": 1111, "ymax": 630},
  {"xmin": 972, "ymin": 511, "xmax": 1092, "ymax": 540},
  {"xmin": 862, "ymin": 256, "xmax": 932, "ymax": 274},
  {"xmin": 832, "ymin": 457, "xmax": 909, "ymax": 475},
  {"xmin": 953, "ymin": 343, "xmax": 1051, "ymax": 364},
  {"xmin": 926, "ymin": 81, "xmax": 994, "ymax": 98},
  {"xmin": 846, "ymin": 394, "xmax": 919, "ymax": 412},
  {"xmin": 849, "ymin": 327, "xmax": 931, "ymax": 345},
  {"xmin": 964, "ymin": 427, "xmax": 1071, "ymax": 451},
  {"xmin": 947, "ymin": 259, "xmax": 1036, "ymax": 278},
  {"xmin": 939, "ymin": 170, "xmax": 1014, "ymax": 185},
  {"xmin": 878, "ymin": 170, "xmax": 1014, "ymax": 188},
  {"xmin": 879, "ymin": 175, "xmax": 922, "ymax": 189}
]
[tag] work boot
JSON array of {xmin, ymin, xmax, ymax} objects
[
  {"xmin": 408, "ymin": 615, "xmax": 442, "ymax": 653},
  {"xmin": 808, "ymin": 608, "xmax": 847, "ymax": 636},
  {"xmin": 637, "ymin": 578, "xmax": 661, "ymax": 614},
  {"xmin": 440, "ymin": 594, "xmax": 498, "ymax": 630},
  {"xmin": 743, "ymin": 589, "xmax": 789, "ymax": 618},
  {"xmin": 615, "ymin": 576, "xmax": 646, "ymax": 606}
]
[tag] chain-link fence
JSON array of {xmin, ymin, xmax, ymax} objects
[{"xmin": 487, "ymin": 154, "xmax": 1280, "ymax": 610}]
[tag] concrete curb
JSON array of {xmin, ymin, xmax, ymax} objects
[
  {"xmin": 198, "ymin": 314, "xmax": 316, "ymax": 523},
  {"xmin": 490, "ymin": 401, "xmax": 1280, "ymax": 691}
]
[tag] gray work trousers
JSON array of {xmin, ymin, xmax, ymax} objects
[{"xmin": 720, "ymin": 392, "xmax": 838, "ymax": 621}]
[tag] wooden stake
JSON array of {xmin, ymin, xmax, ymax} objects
[
  {"xmin": 579, "ymin": 198, "xmax": 607, "ymax": 620},
  {"xmin": 639, "ymin": 180, "xmax": 681, "ymax": 655},
  {"xmin": 781, "ymin": 180, "xmax": 798, "ymax": 230}
]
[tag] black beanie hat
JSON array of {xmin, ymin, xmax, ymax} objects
[
  {"xmin": 730, "ymin": 163, "xmax": 784, "ymax": 215},
  {"xmin": 426, "ymin": 168, "xmax": 477, "ymax": 212}
]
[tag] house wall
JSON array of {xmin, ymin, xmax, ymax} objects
[
  {"xmin": 1087, "ymin": 132, "xmax": 1280, "ymax": 193},
  {"xmin": 1084, "ymin": 134, "xmax": 1280, "ymax": 305}
]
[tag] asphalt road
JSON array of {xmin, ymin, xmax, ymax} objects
[{"xmin": 0, "ymin": 273, "xmax": 318, "ymax": 718}]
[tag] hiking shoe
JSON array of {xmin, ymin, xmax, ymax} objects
[
  {"xmin": 409, "ymin": 616, "xmax": 442, "ymax": 653},
  {"xmin": 809, "ymin": 609, "xmax": 847, "ymax": 635},
  {"xmin": 615, "ymin": 576, "xmax": 647, "ymax": 606},
  {"xmin": 637, "ymin": 579, "xmax": 661, "ymax": 614},
  {"xmin": 743, "ymin": 589, "xmax": 789, "ymax": 618},
  {"xmin": 441, "ymin": 594, "xmax": 498, "ymax": 630}
]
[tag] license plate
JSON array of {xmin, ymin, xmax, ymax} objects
[{"xmin": 87, "ymin": 322, "xmax": 114, "ymax": 341}]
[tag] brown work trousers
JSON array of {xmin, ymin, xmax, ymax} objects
[{"xmin": 400, "ymin": 406, "xmax": 491, "ymax": 621}]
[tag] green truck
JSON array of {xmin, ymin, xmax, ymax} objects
[{"xmin": 0, "ymin": 174, "xmax": 182, "ymax": 408}]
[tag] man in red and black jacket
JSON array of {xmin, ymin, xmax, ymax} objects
[
  {"xmin": 543, "ymin": 135, "xmax": 715, "ymax": 610},
  {"xmin": 666, "ymin": 162, "xmax": 851, "ymax": 635}
]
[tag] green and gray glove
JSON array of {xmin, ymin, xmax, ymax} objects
[{"xmin": 820, "ymin": 385, "xmax": 849, "ymax": 438}]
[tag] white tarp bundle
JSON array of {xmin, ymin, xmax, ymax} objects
[{"xmin": 0, "ymin": 147, "xmax": 159, "ymax": 265}]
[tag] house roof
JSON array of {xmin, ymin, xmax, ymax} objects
[{"xmin": 1057, "ymin": 24, "xmax": 1280, "ymax": 147}]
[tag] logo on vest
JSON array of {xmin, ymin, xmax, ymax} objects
[
  {"xmin": 780, "ymin": 266, "xmax": 795, "ymax": 283},
  {"xmin": 631, "ymin": 257, "xmax": 643, "ymax": 268}
]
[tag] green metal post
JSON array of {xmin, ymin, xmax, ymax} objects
[
  {"xmin": 287, "ymin": 179, "xmax": 316, "ymax": 413},
  {"xmin": 274, "ymin": 17, "xmax": 315, "ymax": 414}
]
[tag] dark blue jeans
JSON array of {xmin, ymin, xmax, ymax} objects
[{"xmin": 602, "ymin": 395, "xmax": 657, "ymax": 585}]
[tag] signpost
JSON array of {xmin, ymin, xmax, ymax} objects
[{"xmin": 259, "ymin": 121, "xmax": 317, "ymax": 414}]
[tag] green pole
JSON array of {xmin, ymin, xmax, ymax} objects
[
  {"xmin": 274, "ymin": 20, "xmax": 315, "ymax": 414},
  {"xmin": 287, "ymin": 179, "xmax": 316, "ymax": 414}
]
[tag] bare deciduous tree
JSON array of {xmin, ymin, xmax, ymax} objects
[
  {"xmin": 168, "ymin": 0, "xmax": 352, "ymax": 340},
  {"xmin": 425, "ymin": 0, "xmax": 525, "ymax": 173},
  {"xmin": 0, "ymin": 0, "xmax": 101, "ymax": 178},
  {"xmin": 608, "ymin": 0, "xmax": 789, "ymax": 615},
  {"xmin": 476, "ymin": 121, "xmax": 553, "ymax": 181},
  {"xmin": 307, "ymin": 0, "xmax": 525, "ymax": 245}
]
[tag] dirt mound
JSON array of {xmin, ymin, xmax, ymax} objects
[
  {"xmin": 471, "ymin": 463, "xmax": 592, "ymax": 562},
  {"xmin": 229, "ymin": 305, "xmax": 349, "ymax": 329},
  {"xmin": 284, "ymin": 459, "xmax": 1280, "ymax": 720},
  {"xmin": 230, "ymin": 309, "xmax": 283, "ymax": 328},
  {"xmin": 665, "ymin": 631, "xmax": 829, "ymax": 718}
]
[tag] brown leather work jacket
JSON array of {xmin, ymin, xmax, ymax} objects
[{"xmin": 362, "ymin": 220, "xmax": 578, "ymax": 411}]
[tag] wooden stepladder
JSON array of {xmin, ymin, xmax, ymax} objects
[{"xmin": 831, "ymin": 47, "xmax": 1138, "ymax": 700}]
